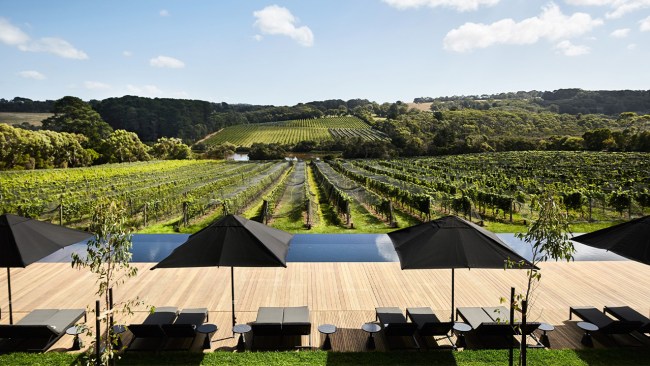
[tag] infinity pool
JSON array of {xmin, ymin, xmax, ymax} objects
[{"xmin": 40, "ymin": 233, "xmax": 626, "ymax": 263}]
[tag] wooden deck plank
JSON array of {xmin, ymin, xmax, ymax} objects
[{"xmin": 0, "ymin": 261, "xmax": 649, "ymax": 352}]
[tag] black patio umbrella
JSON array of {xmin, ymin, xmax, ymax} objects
[
  {"xmin": 387, "ymin": 215, "xmax": 535, "ymax": 321},
  {"xmin": 152, "ymin": 214, "xmax": 292, "ymax": 329},
  {"xmin": 572, "ymin": 215, "xmax": 650, "ymax": 265},
  {"xmin": 0, "ymin": 213, "xmax": 92, "ymax": 324}
]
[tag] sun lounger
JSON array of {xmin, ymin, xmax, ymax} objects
[
  {"xmin": 127, "ymin": 306, "xmax": 178, "ymax": 351},
  {"xmin": 283, "ymin": 306, "xmax": 312, "ymax": 347},
  {"xmin": 604, "ymin": 306, "xmax": 650, "ymax": 335},
  {"xmin": 252, "ymin": 306, "xmax": 311, "ymax": 349},
  {"xmin": 375, "ymin": 307, "xmax": 419, "ymax": 349},
  {"xmin": 569, "ymin": 306, "xmax": 643, "ymax": 343},
  {"xmin": 162, "ymin": 308, "xmax": 209, "ymax": 350},
  {"xmin": 406, "ymin": 307, "xmax": 454, "ymax": 348},
  {"xmin": 0, "ymin": 308, "xmax": 86, "ymax": 352},
  {"xmin": 456, "ymin": 306, "xmax": 515, "ymax": 336}
]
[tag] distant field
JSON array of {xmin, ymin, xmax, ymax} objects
[
  {"xmin": 202, "ymin": 116, "xmax": 387, "ymax": 147},
  {"xmin": 406, "ymin": 102, "xmax": 433, "ymax": 112},
  {"xmin": 0, "ymin": 112, "xmax": 52, "ymax": 126}
]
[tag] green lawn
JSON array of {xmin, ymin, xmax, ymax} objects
[{"xmin": 2, "ymin": 349, "xmax": 650, "ymax": 365}]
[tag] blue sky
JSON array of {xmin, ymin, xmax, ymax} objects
[{"xmin": 1, "ymin": 0, "xmax": 649, "ymax": 105}]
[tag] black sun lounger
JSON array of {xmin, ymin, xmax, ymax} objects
[
  {"xmin": 283, "ymin": 306, "xmax": 312, "ymax": 348},
  {"xmin": 127, "ymin": 306, "xmax": 178, "ymax": 351},
  {"xmin": 456, "ymin": 306, "xmax": 515, "ymax": 336},
  {"xmin": 0, "ymin": 308, "xmax": 86, "ymax": 352},
  {"xmin": 569, "ymin": 306, "xmax": 643, "ymax": 342},
  {"xmin": 604, "ymin": 306, "xmax": 650, "ymax": 335},
  {"xmin": 406, "ymin": 307, "xmax": 454, "ymax": 348},
  {"xmin": 162, "ymin": 308, "xmax": 209, "ymax": 350},
  {"xmin": 375, "ymin": 307, "xmax": 419, "ymax": 349},
  {"xmin": 252, "ymin": 306, "xmax": 312, "ymax": 349}
]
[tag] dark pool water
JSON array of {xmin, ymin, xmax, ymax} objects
[{"xmin": 39, "ymin": 233, "xmax": 626, "ymax": 263}]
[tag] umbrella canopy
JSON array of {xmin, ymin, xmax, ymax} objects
[
  {"xmin": 152, "ymin": 214, "xmax": 293, "ymax": 328},
  {"xmin": 0, "ymin": 213, "xmax": 92, "ymax": 323},
  {"xmin": 387, "ymin": 215, "xmax": 535, "ymax": 320},
  {"xmin": 572, "ymin": 215, "xmax": 650, "ymax": 265}
]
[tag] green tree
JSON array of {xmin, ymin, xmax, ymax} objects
[
  {"xmin": 71, "ymin": 201, "xmax": 141, "ymax": 365},
  {"xmin": 98, "ymin": 130, "xmax": 151, "ymax": 163},
  {"xmin": 582, "ymin": 128, "xmax": 614, "ymax": 151},
  {"xmin": 249, "ymin": 143, "xmax": 286, "ymax": 160},
  {"xmin": 511, "ymin": 192, "xmax": 574, "ymax": 365},
  {"xmin": 205, "ymin": 142, "xmax": 237, "ymax": 159},
  {"xmin": 151, "ymin": 137, "xmax": 192, "ymax": 160},
  {"xmin": 42, "ymin": 96, "xmax": 113, "ymax": 145}
]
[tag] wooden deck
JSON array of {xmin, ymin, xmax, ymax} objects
[{"xmin": 1, "ymin": 261, "xmax": 649, "ymax": 352}]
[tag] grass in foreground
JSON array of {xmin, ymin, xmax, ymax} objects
[{"xmin": 3, "ymin": 349, "xmax": 650, "ymax": 366}]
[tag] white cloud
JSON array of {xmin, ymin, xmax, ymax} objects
[
  {"xmin": 0, "ymin": 18, "xmax": 87, "ymax": 59},
  {"xmin": 18, "ymin": 37, "xmax": 88, "ymax": 59},
  {"xmin": 565, "ymin": 0, "xmax": 650, "ymax": 19},
  {"xmin": 84, "ymin": 81, "xmax": 111, "ymax": 90},
  {"xmin": 149, "ymin": 55, "xmax": 185, "ymax": 68},
  {"xmin": 382, "ymin": 0, "xmax": 500, "ymax": 11},
  {"xmin": 627, "ymin": 43, "xmax": 637, "ymax": 49},
  {"xmin": 253, "ymin": 34, "xmax": 263, "ymax": 41},
  {"xmin": 443, "ymin": 3, "xmax": 603, "ymax": 52},
  {"xmin": 123, "ymin": 50, "xmax": 133, "ymax": 57},
  {"xmin": 641, "ymin": 15, "xmax": 650, "ymax": 30},
  {"xmin": 126, "ymin": 84, "xmax": 163, "ymax": 96},
  {"xmin": 253, "ymin": 5, "xmax": 314, "ymax": 47},
  {"xmin": 0, "ymin": 18, "xmax": 30, "ymax": 45},
  {"xmin": 610, "ymin": 28, "xmax": 630, "ymax": 37},
  {"xmin": 555, "ymin": 40, "xmax": 591, "ymax": 55},
  {"xmin": 160, "ymin": 9, "xmax": 170, "ymax": 17},
  {"xmin": 18, "ymin": 70, "xmax": 45, "ymax": 80}
]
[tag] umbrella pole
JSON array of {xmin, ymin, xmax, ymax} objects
[
  {"xmin": 451, "ymin": 268, "xmax": 455, "ymax": 322},
  {"xmin": 231, "ymin": 267, "xmax": 236, "ymax": 334},
  {"xmin": 7, "ymin": 268, "xmax": 13, "ymax": 325}
]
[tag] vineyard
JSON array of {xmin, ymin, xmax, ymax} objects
[
  {"xmin": 201, "ymin": 116, "xmax": 386, "ymax": 147},
  {"xmin": 1, "ymin": 151, "xmax": 648, "ymax": 234}
]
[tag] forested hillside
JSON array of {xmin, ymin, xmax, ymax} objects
[
  {"xmin": 414, "ymin": 89, "xmax": 650, "ymax": 115},
  {"xmin": 1, "ymin": 89, "xmax": 649, "ymax": 170}
]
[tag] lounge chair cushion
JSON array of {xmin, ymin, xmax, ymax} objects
[
  {"xmin": 376, "ymin": 307, "xmax": 417, "ymax": 337},
  {"xmin": 141, "ymin": 306, "xmax": 178, "ymax": 325},
  {"xmin": 457, "ymin": 307, "xmax": 493, "ymax": 330},
  {"xmin": 127, "ymin": 306, "xmax": 179, "ymax": 348},
  {"xmin": 162, "ymin": 308, "xmax": 208, "ymax": 338},
  {"xmin": 376, "ymin": 307, "xmax": 407, "ymax": 326},
  {"xmin": 406, "ymin": 307, "xmax": 453, "ymax": 336},
  {"xmin": 605, "ymin": 306, "xmax": 650, "ymax": 334},
  {"xmin": 252, "ymin": 307, "xmax": 284, "ymax": 336},
  {"xmin": 283, "ymin": 306, "xmax": 311, "ymax": 336},
  {"xmin": 457, "ymin": 307, "xmax": 514, "ymax": 336}
]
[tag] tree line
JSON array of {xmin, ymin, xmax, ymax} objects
[{"xmin": 414, "ymin": 88, "xmax": 650, "ymax": 116}]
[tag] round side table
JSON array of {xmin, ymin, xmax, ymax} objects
[
  {"xmin": 577, "ymin": 321, "xmax": 598, "ymax": 347},
  {"xmin": 197, "ymin": 323, "xmax": 218, "ymax": 349},
  {"xmin": 66, "ymin": 325, "xmax": 86, "ymax": 350},
  {"xmin": 318, "ymin": 324, "xmax": 337, "ymax": 350},
  {"xmin": 453, "ymin": 322, "xmax": 472, "ymax": 349},
  {"xmin": 537, "ymin": 323, "xmax": 555, "ymax": 348},
  {"xmin": 362, "ymin": 323, "xmax": 381, "ymax": 350},
  {"xmin": 233, "ymin": 324, "xmax": 252, "ymax": 352}
]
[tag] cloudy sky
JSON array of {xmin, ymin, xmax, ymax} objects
[{"xmin": 1, "ymin": 1, "xmax": 648, "ymax": 105}]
